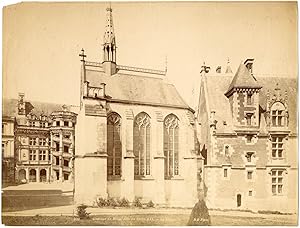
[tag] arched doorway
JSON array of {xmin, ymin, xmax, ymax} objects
[
  {"xmin": 237, "ymin": 194, "xmax": 242, "ymax": 207},
  {"xmin": 29, "ymin": 169, "xmax": 37, "ymax": 182},
  {"xmin": 40, "ymin": 169, "xmax": 46, "ymax": 182},
  {"xmin": 18, "ymin": 169, "xmax": 26, "ymax": 181}
]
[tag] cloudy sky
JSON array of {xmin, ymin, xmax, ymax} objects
[{"xmin": 3, "ymin": 1, "xmax": 297, "ymax": 108}]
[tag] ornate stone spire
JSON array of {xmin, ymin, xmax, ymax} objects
[
  {"xmin": 102, "ymin": 6, "xmax": 117, "ymax": 75},
  {"xmin": 103, "ymin": 7, "xmax": 115, "ymax": 46}
]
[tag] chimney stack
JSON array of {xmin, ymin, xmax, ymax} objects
[
  {"xmin": 18, "ymin": 92, "xmax": 25, "ymax": 115},
  {"xmin": 244, "ymin": 58, "xmax": 254, "ymax": 75}
]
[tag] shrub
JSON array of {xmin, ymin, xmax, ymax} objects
[
  {"xmin": 107, "ymin": 197, "xmax": 118, "ymax": 208},
  {"xmin": 146, "ymin": 200, "xmax": 155, "ymax": 208},
  {"xmin": 119, "ymin": 197, "xmax": 130, "ymax": 207},
  {"xmin": 96, "ymin": 197, "xmax": 107, "ymax": 207},
  {"xmin": 133, "ymin": 197, "xmax": 143, "ymax": 208},
  {"xmin": 76, "ymin": 204, "xmax": 90, "ymax": 219}
]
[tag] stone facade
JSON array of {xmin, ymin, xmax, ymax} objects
[
  {"xmin": 2, "ymin": 93, "xmax": 77, "ymax": 184},
  {"xmin": 197, "ymin": 60, "xmax": 298, "ymax": 213},
  {"xmin": 2, "ymin": 116, "xmax": 15, "ymax": 183}
]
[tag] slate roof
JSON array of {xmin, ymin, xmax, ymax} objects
[
  {"xmin": 225, "ymin": 63, "xmax": 262, "ymax": 96},
  {"xmin": 2, "ymin": 98, "xmax": 73, "ymax": 117},
  {"xmin": 2, "ymin": 99, "xmax": 18, "ymax": 117},
  {"xmin": 85, "ymin": 68, "xmax": 191, "ymax": 110},
  {"xmin": 204, "ymin": 75, "xmax": 297, "ymax": 134}
]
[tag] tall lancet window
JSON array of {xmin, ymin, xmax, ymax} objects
[
  {"xmin": 107, "ymin": 112, "xmax": 122, "ymax": 177},
  {"xmin": 164, "ymin": 114, "xmax": 179, "ymax": 178},
  {"xmin": 133, "ymin": 112, "xmax": 151, "ymax": 177}
]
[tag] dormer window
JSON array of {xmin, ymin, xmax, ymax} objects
[
  {"xmin": 271, "ymin": 102, "xmax": 285, "ymax": 127},
  {"xmin": 247, "ymin": 93, "xmax": 253, "ymax": 105}
]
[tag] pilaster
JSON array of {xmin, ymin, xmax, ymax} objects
[
  {"xmin": 122, "ymin": 109, "xmax": 135, "ymax": 201},
  {"xmin": 25, "ymin": 167, "xmax": 29, "ymax": 181},
  {"xmin": 74, "ymin": 99, "xmax": 108, "ymax": 205},
  {"xmin": 153, "ymin": 111, "xmax": 165, "ymax": 204},
  {"xmin": 36, "ymin": 168, "xmax": 40, "ymax": 183},
  {"xmin": 46, "ymin": 167, "xmax": 50, "ymax": 182}
]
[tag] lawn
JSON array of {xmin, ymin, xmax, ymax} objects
[{"xmin": 2, "ymin": 214, "xmax": 298, "ymax": 226}]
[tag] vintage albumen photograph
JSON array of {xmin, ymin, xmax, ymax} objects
[{"xmin": 2, "ymin": 1, "xmax": 298, "ymax": 226}]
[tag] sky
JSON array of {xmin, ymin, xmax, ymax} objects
[{"xmin": 3, "ymin": 1, "xmax": 298, "ymax": 109}]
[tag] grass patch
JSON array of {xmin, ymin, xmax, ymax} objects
[{"xmin": 2, "ymin": 214, "xmax": 297, "ymax": 226}]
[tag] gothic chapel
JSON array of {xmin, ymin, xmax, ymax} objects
[{"xmin": 74, "ymin": 7, "xmax": 201, "ymax": 206}]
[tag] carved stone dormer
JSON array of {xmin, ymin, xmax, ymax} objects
[{"xmin": 266, "ymin": 83, "xmax": 289, "ymax": 128}]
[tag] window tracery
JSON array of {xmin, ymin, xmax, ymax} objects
[
  {"xmin": 164, "ymin": 114, "xmax": 179, "ymax": 178},
  {"xmin": 133, "ymin": 112, "xmax": 151, "ymax": 177},
  {"xmin": 107, "ymin": 112, "xmax": 122, "ymax": 177}
]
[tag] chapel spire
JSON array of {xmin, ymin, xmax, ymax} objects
[{"xmin": 103, "ymin": 6, "xmax": 117, "ymax": 75}]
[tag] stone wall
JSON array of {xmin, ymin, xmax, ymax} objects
[
  {"xmin": 204, "ymin": 134, "xmax": 297, "ymax": 213},
  {"xmin": 74, "ymin": 100, "xmax": 199, "ymax": 207}
]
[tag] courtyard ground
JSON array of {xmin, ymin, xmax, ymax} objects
[
  {"xmin": 2, "ymin": 183, "xmax": 298, "ymax": 226},
  {"xmin": 2, "ymin": 205, "xmax": 298, "ymax": 226},
  {"xmin": 2, "ymin": 213, "xmax": 298, "ymax": 226}
]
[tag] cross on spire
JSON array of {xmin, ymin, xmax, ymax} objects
[{"xmin": 79, "ymin": 48, "xmax": 87, "ymax": 62}]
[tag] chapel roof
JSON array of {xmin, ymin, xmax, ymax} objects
[{"xmin": 84, "ymin": 65, "xmax": 192, "ymax": 111}]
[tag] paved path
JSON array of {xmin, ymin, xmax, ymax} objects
[
  {"xmin": 2, "ymin": 205, "xmax": 297, "ymax": 221},
  {"xmin": 2, "ymin": 182, "xmax": 73, "ymax": 192}
]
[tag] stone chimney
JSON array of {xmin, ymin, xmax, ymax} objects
[
  {"xmin": 18, "ymin": 93, "xmax": 26, "ymax": 115},
  {"xmin": 244, "ymin": 58, "xmax": 254, "ymax": 75}
]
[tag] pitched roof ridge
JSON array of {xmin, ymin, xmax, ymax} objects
[
  {"xmin": 117, "ymin": 64, "xmax": 166, "ymax": 76},
  {"xmin": 116, "ymin": 72, "xmax": 164, "ymax": 81}
]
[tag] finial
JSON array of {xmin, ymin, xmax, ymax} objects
[
  {"xmin": 225, "ymin": 57, "xmax": 233, "ymax": 74},
  {"xmin": 79, "ymin": 48, "xmax": 87, "ymax": 62},
  {"xmin": 274, "ymin": 83, "xmax": 281, "ymax": 100},
  {"xmin": 107, "ymin": 2, "xmax": 112, "ymax": 11},
  {"xmin": 200, "ymin": 61, "xmax": 210, "ymax": 74}
]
